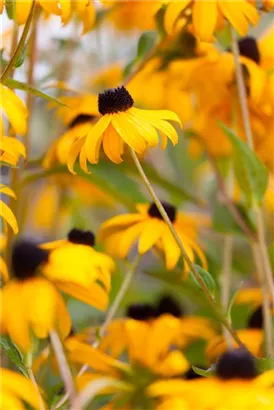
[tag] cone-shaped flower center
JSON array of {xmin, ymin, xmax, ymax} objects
[
  {"xmin": 12, "ymin": 241, "xmax": 49, "ymax": 280},
  {"xmin": 148, "ymin": 202, "xmax": 177, "ymax": 223},
  {"xmin": 69, "ymin": 114, "xmax": 96, "ymax": 128},
  {"xmin": 67, "ymin": 228, "xmax": 95, "ymax": 247},
  {"xmin": 98, "ymin": 86, "xmax": 134, "ymax": 115},
  {"xmin": 238, "ymin": 37, "xmax": 260, "ymax": 65},
  {"xmin": 248, "ymin": 306, "xmax": 263, "ymax": 329},
  {"xmin": 216, "ymin": 349, "xmax": 257, "ymax": 380},
  {"xmin": 127, "ymin": 303, "xmax": 156, "ymax": 321},
  {"xmin": 155, "ymin": 295, "xmax": 182, "ymax": 318}
]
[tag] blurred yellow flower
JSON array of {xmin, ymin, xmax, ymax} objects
[
  {"xmin": 0, "ymin": 135, "xmax": 26, "ymax": 166},
  {"xmin": 99, "ymin": 202, "xmax": 207, "ymax": 271},
  {"xmin": 165, "ymin": 0, "xmax": 259, "ymax": 41},
  {"xmin": 0, "ymin": 85, "xmax": 28, "ymax": 135},
  {"xmin": 0, "ymin": 233, "xmax": 8, "ymax": 283},
  {"xmin": 0, "ymin": 185, "xmax": 18, "ymax": 234},
  {"xmin": 1, "ymin": 368, "xmax": 42, "ymax": 409}
]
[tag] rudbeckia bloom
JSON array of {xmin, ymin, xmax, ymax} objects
[
  {"xmin": 79, "ymin": 86, "xmax": 181, "ymax": 166},
  {"xmin": 41, "ymin": 228, "xmax": 115, "ymax": 310},
  {"xmin": 0, "ymin": 184, "xmax": 18, "ymax": 234},
  {"xmin": 0, "ymin": 241, "xmax": 71, "ymax": 351},
  {"xmin": 148, "ymin": 349, "xmax": 274, "ymax": 410},
  {"xmin": 1, "ymin": 368, "xmax": 41, "ymax": 409},
  {"xmin": 99, "ymin": 202, "xmax": 207, "ymax": 271},
  {"xmin": 0, "ymin": 85, "xmax": 28, "ymax": 135},
  {"xmin": 165, "ymin": 0, "xmax": 259, "ymax": 41},
  {"xmin": 0, "ymin": 135, "xmax": 26, "ymax": 166}
]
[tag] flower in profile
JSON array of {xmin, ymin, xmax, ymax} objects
[
  {"xmin": 41, "ymin": 228, "xmax": 115, "ymax": 310},
  {"xmin": 99, "ymin": 202, "xmax": 207, "ymax": 271},
  {"xmin": 0, "ymin": 241, "xmax": 71, "ymax": 351},
  {"xmin": 165, "ymin": 0, "xmax": 259, "ymax": 41},
  {"xmin": 80, "ymin": 86, "xmax": 181, "ymax": 166},
  {"xmin": 0, "ymin": 85, "xmax": 28, "ymax": 135},
  {"xmin": 1, "ymin": 368, "xmax": 42, "ymax": 409},
  {"xmin": 0, "ymin": 184, "xmax": 18, "ymax": 234},
  {"xmin": 0, "ymin": 135, "xmax": 26, "ymax": 166},
  {"xmin": 148, "ymin": 349, "xmax": 274, "ymax": 410}
]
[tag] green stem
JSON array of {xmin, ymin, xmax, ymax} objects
[
  {"xmin": 129, "ymin": 148, "xmax": 246, "ymax": 349},
  {"xmin": 0, "ymin": 0, "xmax": 36, "ymax": 83},
  {"xmin": 25, "ymin": 352, "xmax": 46, "ymax": 410},
  {"xmin": 99, "ymin": 255, "xmax": 142, "ymax": 340}
]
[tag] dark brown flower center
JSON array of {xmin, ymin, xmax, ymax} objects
[
  {"xmin": 248, "ymin": 306, "xmax": 263, "ymax": 329},
  {"xmin": 127, "ymin": 303, "xmax": 156, "ymax": 320},
  {"xmin": 98, "ymin": 86, "xmax": 134, "ymax": 115},
  {"xmin": 148, "ymin": 202, "xmax": 177, "ymax": 223},
  {"xmin": 67, "ymin": 228, "xmax": 95, "ymax": 247},
  {"xmin": 238, "ymin": 37, "xmax": 260, "ymax": 65},
  {"xmin": 216, "ymin": 349, "xmax": 257, "ymax": 380},
  {"xmin": 68, "ymin": 114, "xmax": 96, "ymax": 128},
  {"xmin": 12, "ymin": 241, "xmax": 49, "ymax": 280},
  {"xmin": 155, "ymin": 295, "xmax": 182, "ymax": 318}
]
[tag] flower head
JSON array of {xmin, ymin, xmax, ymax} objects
[{"xmin": 99, "ymin": 202, "xmax": 207, "ymax": 271}]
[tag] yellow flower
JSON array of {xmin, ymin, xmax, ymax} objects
[
  {"xmin": 0, "ymin": 85, "xmax": 28, "ymax": 135},
  {"xmin": 0, "ymin": 241, "xmax": 71, "ymax": 351},
  {"xmin": 54, "ymin": 94, "xmax": 99, "ymax": 127},
  {"xmin": 99, "ymin": 202, "xmax": 207, "ymax": 271},
  {"xmin": 91, "ymin": 62, "xmax": 123, "ymax": 91},
  {"xmin": 148, "ymin": 349, "xmax": 274, "ymax": 410},
  {"xmin": 0, "ymin": 184, "xmax": 18, "ymax": 234},
  {"xmin": 69, "ymin": 86, "xmax": 181, "ymax": 168},
  {"xmin": 165, "ymin": 0, "xmax": 259, "ymax": 41},
  {"xmin": 0, "ymin": 135, "xmax": 26, "ymax": 166},
  {"xmin": 1, "ymin": 368, "xmax": 42, "ymax": 409},
  {"xmin": 41, "ymin": 228, "xmax": 115, "ymax": 310},
  {"xmin": 102, "ymin": 0, "xmax": 162, "ymax": 31},
  {"xmin": 0, "ymin": 233, "xmax": 8, "ymax": 283}
]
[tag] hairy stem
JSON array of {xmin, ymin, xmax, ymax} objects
[
  {"xmin": 129, "ymin": 148, "xmax": 245, "ymax": 349},
  {"xmin": 49, "ymin": 330, "xmax": 77, "ymax": 405},
  {"xmin": 26, "ymin": 352, "xmax": 45, "ymax": 410}
]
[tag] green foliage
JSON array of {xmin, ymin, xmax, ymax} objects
[
  {"xmin": 213, "ymin": 201, "xmax": 255, "ymax": 235},
  {"xmin": 190, "ymin": 265, "xmax": 216, "ymax": 297},
  {"xmin": 0, "ymin": 336, "xmax": 28, "ymax": 377},
  {"xmin": 192, "ymin": 365, "xmax": 215, "ymax": 378}
]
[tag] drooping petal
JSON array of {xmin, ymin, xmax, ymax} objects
[
  {"xmin": 160, "ymin": 229, "xmax": 181, "ymax": 269},
  {"xmin": 0, "ymin": 86, "xmax": 28, "ymax": 135},
  {"xmin": 75, "ymin": 0, "xmax": 96, "ymax": 34},
  {"xmin": 218, "ymin": 0, "xmax": 258, "ymax": 37},
  {"xmin": 67, "ymin": 136, "xmax": 85, "ymax": 174},
  {"xmin": 131, "ymin": 107, "xmax": 181, "ymax": 125},
  {"xmin": 111, "ymin": 113, "xmax": 148, "ymax": 154},
  {"xmin": 164, "ymin": 1, "xmax": 191, "ymax": 33},
  {"xmin": 15, "ymin": 0, "xmax": 32, "ymax": 24},
  {"xmin": 99, "ymin": 213, "xmax": 147, "ymax": 240},
  {"xmin": 85, "ymin": 115, "xmax": 111, "ymax": 164},
  {"xmin": 127, "ymin": 110, "xmax": 159, "ymax": 147},
  {"xmin": 155, "ymin": 350, "xmax": 189, "ymax": 377},
  {"xmin": 193, "ymin": 0, "xmax": 218, "ymax": 42},
  {"xmin": 0, "ymin": 200, "xmax": 19, "ymax": 234},
  {"xmin": 117, "ymin": 221, "xmax": 148, "ymax": 258},
  {"xmin": 138, "ymin": 218, "xmax": 165, "ymax": 254},
  {"xmin": 102, "ymin": 124, "xmax": 124, "ymax": 164}
]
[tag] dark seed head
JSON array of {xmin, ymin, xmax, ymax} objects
[
  {"xmin": 148, "ymin": 202, "xmax": 177, "ymax": 223},
  {"xmin": 248, "ymin": 306, "xmax": 263, "ymax": 329},
  {"xmin": 98, "ymin": 86, "xmax": 134, "ymax": 115},
  {"xmin": 216, "ymin": 349, "xmax": 257, "ymax": 380},
  {"xmin": 67, "ymin": 228, "xmax": 95, "ymax": 247},
  {"xmin": 12, "ymin": 241, "xmax": 49, "ymax": 280},
  {"xmin": 68, "ymin": 114, "xmax": 96, "ymax": 129},
  {"xmin": 238, "ymin": 37, "xmax": 260, "ymax": 65},
  {"xmin": 155, "ymin": 295, "xmax": 182, "ymax": 318},
  {"xmin": 126, "ymin": 303, "xmax": 156, "ymax": 321}
]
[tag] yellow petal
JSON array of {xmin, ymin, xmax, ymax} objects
[
  {"xmin": 127, "ymin": 110, "xmax": 159, "ymax": 147},
  {"xmin": 15, "ymin": 0, "xmax": 32, "ymax": 24},
  {"xmin": 160, "ymin": 229, "xmax": 180, "ymax": 269},
  {"xmin": 0, "ymin": 200, "xmax": 19, "ymax": 234},
  {"xmin": 0, "ymin": 86, "xmax": 28, "ymax": 135},
  {"xmin": 0, "ymin": 185, "xmax": 16, "ymax": 198},
  {"xmin": 164, "ymin": 1, "xmax": 191, "ymax": 33},
  {"xmin": 67, "ymin": 136, "xmax": 85, "ymax": 174},
  {"xmin": 1, "ymin": 392, "xmax": 25, "ymax": 410},
  {"xmin": 99, "ymin": 213, "xmax": 146, "ymax": 240},
  {"xmin": 118, "ymin": 221, "xmax": 147, "ymax": 258},
  {"xmin": 55, "ymin": 292, "xmax": 72, "ymax": 339},
  {"xmin": 85, "ymin": 115, "xmax": 111, "ymax": 163},
  {"xmin": 79, "ymin": 142, "xmax": 90, "ymax": 173},
  {"xmin": 39, "ymin": 0, "xmax": 61, "ymax": 15},
  {"xmin": 138, "ymin": 219, "xmax": 164, "ymax": 254},
  {"xmin": 0, "ymin": 257, "xmax": 9, "ymax": 283},
  {"xmin": 102, "ymin": 124, "xmax": 124, "ymax": 164},
  {"xmin": 218, "ymin": 0, "xmax": 258, "ymax": 36},
  {"xmin": 59, "ymin": 0, "xmax": 71, "ymax": 24},
  {"xmin": 75, "ymin": 0, "xmax": 96, "ymax": 34},
  {"xmin": 155, "ymin": 350, "xmax": 189, "ymax": 376},
  {"xmin": 111, "ymin": 113, "xmax": 148, "ymax": 154},
  {"xmin": 131, "ymin": 107, "xmax": 182, "ymax": 125},
  {"xmin": 147, "ymin": 379, "xmax": 189, "ymax": 397},
  {"xmin": 193, "ymin": 1, "xmax": 218, "ymax": 42}
]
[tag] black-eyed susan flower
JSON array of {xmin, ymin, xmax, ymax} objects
[
  {"xmin": 41, "ymin": 228, "xmax": 115, "ymax": 310},
  {"xmin": 101, "ymin": 295, "xmax": 217, "ymax": 358},
  {"xmin": 99, "ymin": 202, "xmax": 207, "ymax": 271},
  {"xmin": 0, "ymin": 85, "xmax": 28, "ymax": 135},
  {"xmin": 0, "ymin": 135, "xmax": 26, "ymax": 166},
  {"xmin": 148, "ymin": 349, "xmax": 274, "ymax": 410},
  {"xmin": 0, "ymin": 184, "xmax": 18, "ymax": 234},
  {"xmin": 76, "ymin": 86, "xmax": 181, "ymax": 166},
  {"xmin": 1, "ymin": 368, "xmax": 41, "ymax": 409},
  {"xmin": 0, "ymin": 241, "xmax": 71, "ymax": 351},
  {"xmin": 165, "ymin": 0, "xmax": 259, "ymax": 41}
]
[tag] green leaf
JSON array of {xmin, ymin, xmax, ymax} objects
[
  {"xmin": 5, "ymin": 0, "xmax": 15, "ymax": 19},
  {"xmin": 0, "ymin": 336, "xmax": 28, "ymax": 377},
  {"xmin": 219, "ymin": 123, "xmax": 268, "ymax": 205},
  {"xmin": 192, "ymin": 365, "xmax": 215, "ymax": 378},
  {"xmin": 137, "ymin": 31, "xmax": 156, "ymax": 60},
  {"xmin": 190, "ymin": 264, "xmax": 216, "ymax": 297},
  {"xmin": 256, "ymin": 357, "xmax": 274, "ymax": 373},
  {"xmin": 5, "ymin": 78, "xmax": 68, "ymax": 107},
  {"xmin": 14, "ymin": 43, "xmax": 27, "ymax": 68},
  {"xmin": 213, "ymin": 201, "xmax": 255, "ymax": 235},
  {"xmin": 227, "ymin": 284, "xmax": 242, "ymax": 323}
]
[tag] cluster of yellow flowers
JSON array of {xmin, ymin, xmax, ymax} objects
[{"xmin": 1, "ymin": 1, "xmax": 274, "ymax": 409}]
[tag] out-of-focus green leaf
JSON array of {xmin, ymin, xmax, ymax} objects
[
  {"xmin": 219, "ymin": 123, "xmax": 268, "ymax": 205},
  {"xmin": 5, "ymin": 0, "xmax": 15, "ymax": 19},
  {"xmin": 192, "ymin": 365, "xmax": 215, "ymax": 378},
  {"xmin": 227, "ymin": 284, "xmax": 242, "ymax": 323},
  {"xmin": 0, "ymin": 336, "xmax": 28, "ymax": 377},
  {"xmin": 213, "ymin": 201, "xmax": 255, "ymax": 235},
  {"xmin": 256, "ymin": 357, "xmax": 274, "ymax": 373},
  {"xmin": 14, "ymin": 43, "xmax": 27, "ymax": 68},
  {"xmin": 5, "ymin": 78, "xmax": 68, "ymax": 107},
  {"xmin": 190, "ymin": 264, "xmax": 216, "ymax": 297}
]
